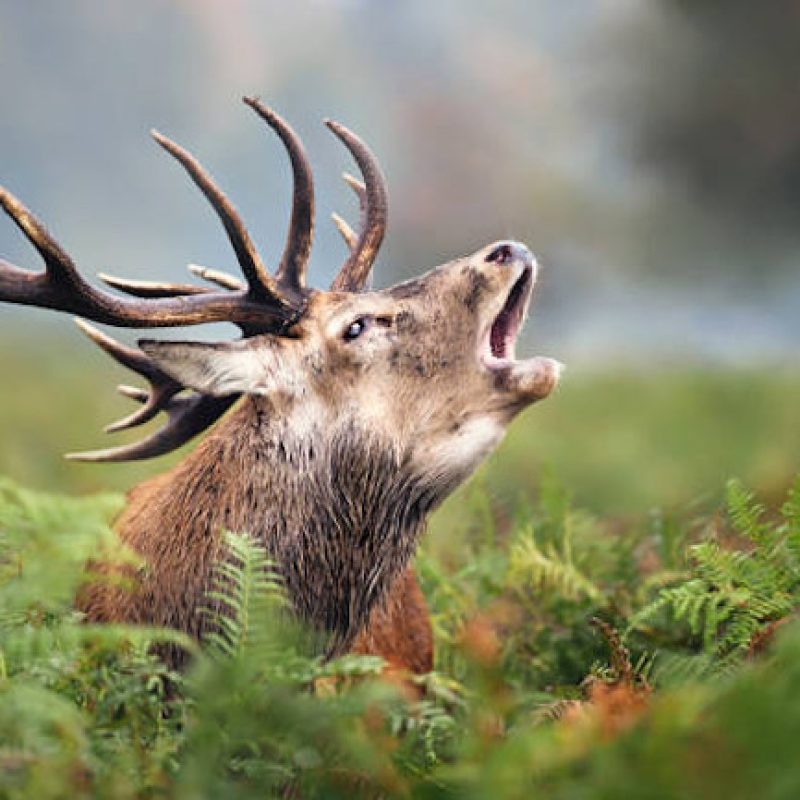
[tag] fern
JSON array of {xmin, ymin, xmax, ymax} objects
[
  {"xmin": 0, "ymin": 479, "xmax": 191, "ymax": 797},
  {"xmin": 4, "ymin": 470, "xmax": 800, "ymax": 798},
  {"xmin": 629, "ymin": 477, "xmax": 800, "ymax": 670},
  {"xmin": 200, "ymin": 530, "xmax": 288, "ymax": 660},
  {"xmin": 509, "ymin": 524, "xmax": 603, "ymax": 603}
]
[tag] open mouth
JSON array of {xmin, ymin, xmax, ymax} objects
[{"xmin": 482, "ymin": 266, "xmax": 534, "ymax": 367}]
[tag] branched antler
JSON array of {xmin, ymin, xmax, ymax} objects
[
  {"xmin": 0, "ymin": 99, "xmax": 389, "ymax": 460},
  {"xmin": 73, "ymin": 320, "xmax": 182, "ymax": 433},
  {"xmin": 67, "ymin": 392, "xmax": 237, "ymax": 463},
  {"xmin": 66, "ymin": 320, "xmax": 238, "ymax": 462},
  {"xmin": 0, "ymin": 186, "xmax": 299, "ymax": 330}
]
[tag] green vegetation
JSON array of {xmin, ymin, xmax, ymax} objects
[
  {"xmin": 1, "ymin": 341, "xmax": 799, "ymax": 797},
  {"xmin": 2, "ymin": 472, "xmax": 800, "ymax": 797}
]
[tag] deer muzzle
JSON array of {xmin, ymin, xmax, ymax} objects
[{"xmin": 478, "ymin": 240, "xmax": 562, "ymax": 404}]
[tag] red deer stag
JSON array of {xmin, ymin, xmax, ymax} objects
[{"xmin": 0, "ymin": 98, "xmax": 560, "ymax": 673}]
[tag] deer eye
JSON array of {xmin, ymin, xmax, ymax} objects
[{"xmin": 343, "ymin": 316, "xmax": 371, "ymax": 342}]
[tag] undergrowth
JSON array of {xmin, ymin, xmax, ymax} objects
[{"xmin": 2, "ymin": 474, "xmax": 800, "ymax": 798}]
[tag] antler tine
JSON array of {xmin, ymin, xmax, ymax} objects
[
  {"xmin": 331, "ymin": 212, "xmax": 358, "ymax": 251},
  {"xmin": 325, "ymin": 121, "xmax": 388, "ymax": 292},
  {"xmin": 97, "ymin": 272, "xmax": 267, "ymax": 339},
  {"xmin": 117, "ymin": 385, "xmax": 150, "ymax": 402},
  {"xmin": 99, "ymin": 273, "xmax": 210, "ymax": 298},
  {"xmin": 66, "ymin": 394, "xmax": 237, "ymax": 463},
  {"xmin": 188, "ymin": 264, "xmax": 245, "ymax": 291},
  {"xmin": 243, "ymin": 97, "xmax": 314, "ymax": 295},
  {"xmin": 342, "ymin": 172, "xmax": 367, "ymax": 205},
  {"xmin": 98, "ymin": 266, "xmax": 245, "ymax": 300},
  {"xmin": 0, "ymin": 184, "xmax": 301, "ymax": 329},
  {"xmin": 150, "ymin": 129, "xmax": 290, "ymax": 308},
  {"xmin": 331, "ymin": 172, "xmax": 367, "ymax": 252},
  {"xmin": 0, "ymin": 186, "xmax": 86, "ymax": 289},
  {"xmin": 74, "ymin": 319, "xmax": 183, "ymax": 432}
]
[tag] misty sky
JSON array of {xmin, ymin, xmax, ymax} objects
[{"xmin": 0, "ymin": 1, "xmax": 797, "ymax": 365}]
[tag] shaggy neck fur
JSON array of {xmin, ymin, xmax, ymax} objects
[{"xmin": 112, "ymin": 396, "xmax": 438, "ymax": 656}]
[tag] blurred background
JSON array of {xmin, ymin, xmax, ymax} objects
[{"xmin": 0, "ymin": 0, "xmax": 798, "ymax": 515}]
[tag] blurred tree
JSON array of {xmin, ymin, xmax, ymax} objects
[{"xmin": 635, "ymin": 0, "xmax": 800, "ymax": 238}]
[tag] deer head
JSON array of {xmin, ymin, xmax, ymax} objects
[{"xmin": 0, "ymin": 98, "xmax": 560, "ymax": 655}]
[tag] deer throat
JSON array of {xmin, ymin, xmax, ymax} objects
[{"xmin": 277, "ymin": 424, "xmax": 437, "ymax": 656}]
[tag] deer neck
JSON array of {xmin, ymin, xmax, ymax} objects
[{"xmin": 154, "ymin": 395, "xmax": 436, "ymax": 654}]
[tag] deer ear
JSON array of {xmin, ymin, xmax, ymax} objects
[{"xmin": 139, "ymin": 338, "xmax": 277, "ymax": 397}]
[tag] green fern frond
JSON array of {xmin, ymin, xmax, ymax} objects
[
  {"xmin": 200, "ymin": 531, "xmax": 287, "ymax": 660},
  {"xmin": 631, "ymin": 479, "xmax": 800, "ymax": 674},
  {"xmin": 781, "ymin": 477, "xmax": 800, "ymax": 529},
  {"xmin": 726, "ymin": 478, "xmax": 770, "ymax": 544},
  {"xmin": 509, "ymin": 528, "xmax": 603, "ymax": 603}
]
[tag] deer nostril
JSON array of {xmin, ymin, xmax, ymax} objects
[{"xmin": 486, "ymin": 244, "xmax": 514, "ymax": 265}]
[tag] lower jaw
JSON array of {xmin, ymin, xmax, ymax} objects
[{"xmin": 486, "ymin": 356, "xmax": 562, "ymax": 405}]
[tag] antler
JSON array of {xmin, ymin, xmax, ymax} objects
[
  {"xmin": 65, "ymin": 320, "xmax": 237, "ymax": 462},
  {"xmin": 243, "ymin": 97, "xmax": 314, "ymax": 295},
  {"xmin": 0, "ymin": 180, "xmax": 300, "ymax": 331},
  {"xmin": 68, "ymin": 393, "xmax": 236, "ymax": 463},
  {"xmin": 331, "ymin": 173, "xmax": 366, "ymax": 253},
  {"xmin": 98, "ymin": 264, "xmax": 245, "ymax": 298},
  {"xmin": 73, "ymin": 320, "xmax": 182, "ymax": 434},
  {"xmin": 0, "ymin": 100, "xmax": 390, "ymax": 461},
  {"xmin": 326, "ymin": 121, "xmax": 388, "ymax": 292}
]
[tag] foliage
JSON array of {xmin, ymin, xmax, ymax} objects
[
  {"xmin": 0, "ymin": 479, "xmax": 190, "ymax": 798},
  {"xmin": 2, "ymin": 472, "xmax": 800, "ymax": 798},
  {"xmin": 628, "ymin": 478, "xmax": 800, "ymax": 681}
]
